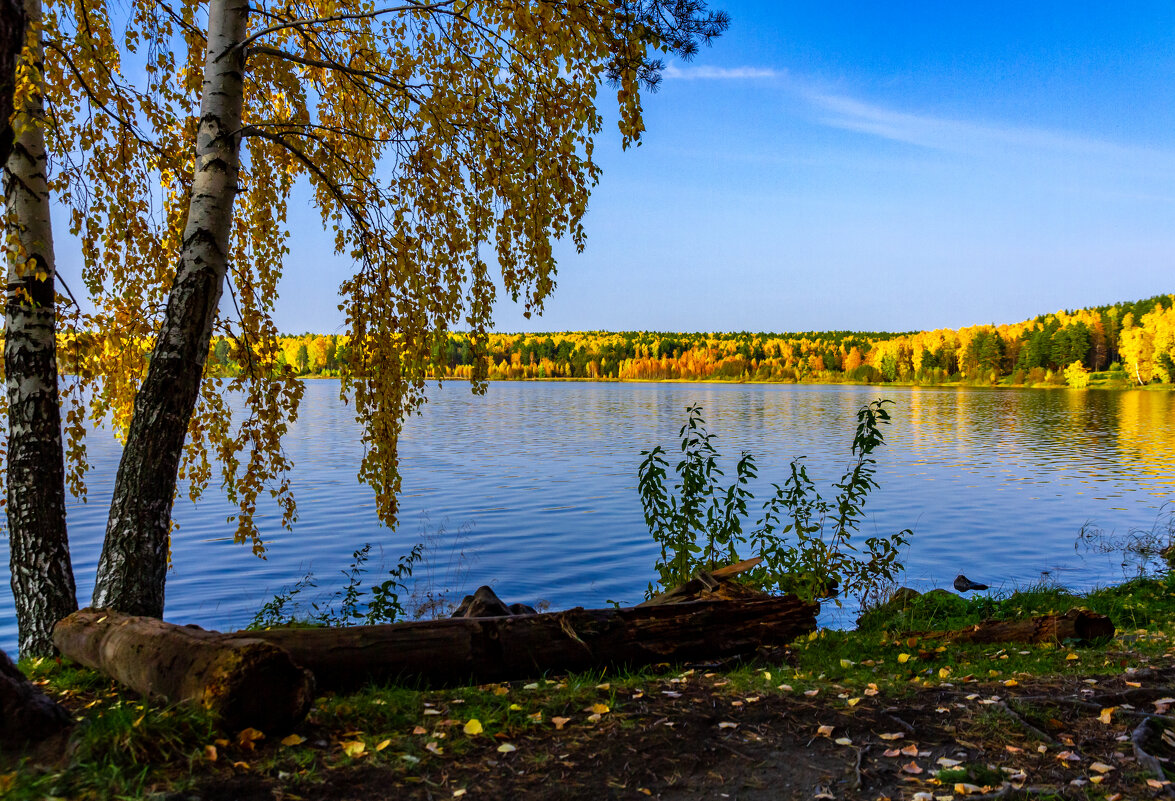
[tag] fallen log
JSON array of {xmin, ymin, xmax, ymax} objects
[
  {"xmin": 238, "ymin": 595, "xmax": 819, "ymax": 692},
  {"xmin": 915, "ymin": 608, "xmax": 1114, "ymax": 646},
  {"xmin": 0, "ymin": 647, "xmax": 73, "ymax": 747},
  {"xmin": 53, "ymin": 609, "xmax": 314, "ymax": 733}
]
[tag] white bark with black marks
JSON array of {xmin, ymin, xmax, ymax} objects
[
  {"xmin": 91, "ymin": 0, "xmax": 249, "ymax": 616},
  {"xmin": 4, "ymin": 0, "xmax": 77, "ymax": 657}
]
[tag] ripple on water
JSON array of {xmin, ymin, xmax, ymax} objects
[{"xmin": 0, "ymin": 381, "xmax": 1171, "ymax": 653}]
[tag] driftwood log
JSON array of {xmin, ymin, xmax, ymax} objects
[
  {"xmin": 638, "ymin": 558, "xmax": 768, "ymax": 607},
  {"xmin": 238, "ymin": 595, "xmax": 818, "ymax": 691},
  {"xmin": 0, "ymin": 647, "xmax": 73, "ymax": 747},
  {"xmin": 916, "ymin": 608, "xmax": 1114, "ymax": 646},
  {"xmin": 53, "ymin": 609, "xmax": 314, "ymax": 732}
]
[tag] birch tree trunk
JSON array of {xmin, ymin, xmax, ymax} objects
[
  {"xmin": 4, "ymin": 0, "xmax": 77, "ymax": 657},
  {"xmin": 91, "ymin": 0, "xmax": 249, "ymax": 616},
  {"xmin": 0, "ymin": 0, "xmax": 26, "ymax": 165}
]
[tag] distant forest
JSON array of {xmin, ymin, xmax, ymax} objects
[{"xmin": 210, "ymin": 294, "xmax": 1175, "ymax": 387}]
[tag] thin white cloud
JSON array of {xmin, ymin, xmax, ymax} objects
[
  {"xmin": 663, "ymin": 64, "xmax": 779, "ymax": 80},
  {"xmin": 796, "ymin": 84, "xmax": 1175, "ymax": 172}
]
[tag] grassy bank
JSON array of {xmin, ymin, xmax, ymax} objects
[{"xmin": 7, "ymin": 577, "xmax": 1175, "ymax": 800}]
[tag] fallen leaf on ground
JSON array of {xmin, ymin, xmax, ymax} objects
[
  {"xmin": 777, "ymin": 684, "xmax": 793, "ymax": 692},
  {"xmin": 492, "ymin": 686, "xmax": 509, "ymax": 696},
  {"xmin": 497, "ymin": 743, "xmax": 516, "ymax": 753},
  {"xmin": 527, "ymin": 711, "xmax": 542, "ymax": 722},
  {"xmin": 901, "ymin": 761, "xmax": 923, "ymax": 775},
  {"xmin": 897, "ymin": 653, "xmax": 911, "ymax": 663},
  {"xmin": 425, "ymin": 741, "xmax": 443, "ymax": 754},
  {"xmin": 879, "ymin": 732, "xmax": 903, "ymax": 741},
  {"xmin": 412, "ymin": 726, "xmax": 427, "ymax": 735},
  {"xmin": 847, "ymin": 697, "xmax": 862, "ymax": 707},
  {"xmin": 552, "ymin": 717, "xmax": 571, "ymax": 730},
  {"xmin": 864, "ymin": 684, "xmax": 879, "ymax": 696},
  {"xmin": 883, "ymin": 748, "xmax": 901, "ymax": 758},
  {"xmin": 589, "ymin": 703, "xmax": 610, "ymax": 715},
  {"xmin": 509, "ymin": 704, "xmax": 523, "ymax": 711},
  {"xmin": 1098, "ymin": 707, "xmax": 1115, "ymax": 724},
  {"xmin": 954, "ymin": 782, "xmax": 984, "ymax": 795},
  {"xmin": 340, "ymin": 740, "xmax": 365, "ymax": 758},
  {"xmin": 596, "ymin": 682, "xmax": 610, "ymax": 690},
  {"xmin": 718, "ymin": 722, "xmax": 738, "ymax": 729},
  {"xmin": 376, "ymin": 739, "xmax": 391, "ymax": 751},
  {"xmin": 1090, "ymin": 762, "xmax": 1114, "ymax": 774},
  {"xmin": 804, "ymin": 689, "xmax": 820, "ymax": 697},
  {"xmin": 840, "ymin": 659, "xmax": 854, "ymax": 669},
  {"xmin": 936, "ymin": 757, "xmax": 960, "ymax": 767},
  {"xmin": 834, "ymin": 737, "xmax": 853, "ymax": 746},
  {"xmin": 817, "ymin": 725, "xmax": 834, "ymax": 737},
  {"xmin": 280, "ymin": 734, "xmax": 305, "ymax": 747},
  {"xmin": 237, "ymin": 728, "xmax": 265, "ymax": 750},
  {"xmin": 1003, "ymin": 679, "xmax": 1019, "ymax": 687},
  {"xmin": 463, "ymin": 719, "xmax": 484, "ymax": 735},
  {"xmin": 900, "ymin": 744, "xmax": 919, "ymax": 756},
  {"xmin": 1055, "ymin": 750, "xmax": 1079, "ymax": 762},
  {"xmin": 203, "ymin": 745, "xmax": 217, "ymax": 762}
]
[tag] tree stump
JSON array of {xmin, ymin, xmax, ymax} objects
[{"xmin": 0, "ymin": 647, "xmax": 72, "ymax": 747}]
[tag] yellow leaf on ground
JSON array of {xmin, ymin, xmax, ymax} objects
[
  {"xmin": 509, "ymin": 704, "xmax": 523, "ymax": 711},
  {"xmin": 497, "ymin": 743, "xmax": 517, "ymax": 753},
  {"xmin": 527, "ymin": 711, "xmax": 542, "ymax": 722},
  {"xmin": 341, "ymin": 740, "xmax": 366, "ymax": 758},
  {"xmin": 897, "ymin": 653, "xmax": 910, "ymax": 663},
  {"xmin": 1004, "ymin": 679, "xmax": 1019, "ymax": 687},
  {"xmin": 280, "ymin": 734, "xmax": 304, "ymax": 747},
  {"xmin": 718, "ymin": 721, "xmax": 738, "ymax": 729},
  {"xmin": 590, "ymin": 703, "xmax": 610, "ymax": 715},
  {"xmin": 938, "ymin": 667, "xmax": 951, "ymax": 679},
  {"xmin": 817, "ymin": 725, "xmax": 834, "ymax": 737},
  {"xmin": 492, "ymin": 686, "xmax": 509, "ymax": 696},
  {"xmin": 834, "ymin": 737, "xmax": 853, "ymax": 746},
  {"xmin": 552, "ymin": 716, "xmax": 571, "ymax": 730},
  {"xmin": 1099, "ymin": 707, "xmax": 1115, "ymax": 724},
  {"xmin": 376, "ymin": 739, "xmax": 391, "ymax": 751},
  {"xmin": 1090, "ymin": 762, "xmax": 1114, "ymax": 774},
  {"xmin": 237, "ymin": 727, "xmax": 265, "ymax": 749},
  {"xmin": 879, "ymin": 733, "xmax": 903, "ymax": 741},
  {"xmin": 840, "ymin": 659, "xmax": 854, "ymax": 669},
  {"xmin": 203, "ymin": 745, "xmax": 217, "ymax": 762},
  {"xmin": 846, "ymin": 697, "xmax": 861, "ymax": 707},
  {"xmin": 595, "ymin": 683, "xmax": 611, "ymax": 690},
  {"xmin": 463, "ymin": 719, "xmax": 483, "ymax": 735}
]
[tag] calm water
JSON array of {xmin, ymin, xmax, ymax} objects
[{"xmin": 2, "ymin": 381, "xmax": 1173, "ymax": 654}]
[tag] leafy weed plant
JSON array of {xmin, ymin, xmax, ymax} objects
[{"xmin": 638, "ymin": 399, "xmax": 911, "ymax": 602}]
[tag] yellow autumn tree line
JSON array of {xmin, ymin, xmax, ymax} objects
[{"xmin": 50, "ymin": 293, "xmax": 1175, "ymax": 387}]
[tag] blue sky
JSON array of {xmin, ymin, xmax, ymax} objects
[
  {"xmin": 59, "ymin": 1, "xmax": 1175, "ymax": 335},
  {"xmin": 475, "ymin": 0, "xmax": 1175, "ymax": 334}
]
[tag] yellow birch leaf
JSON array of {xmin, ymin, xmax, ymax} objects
[{"xmin": 463, "ymin": 719, "xmax": 483, "ymax": 735}]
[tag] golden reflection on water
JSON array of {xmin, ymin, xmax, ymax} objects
[{"xmin": 1115, "ymin": 391, "xmax": 1175, "ymax": 491}]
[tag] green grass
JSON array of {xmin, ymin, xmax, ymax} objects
[
  {"xmin": 8, "ymin": 575, "xmax": 1175, "ymax": 799},
  {"xmin": 856, "ymin": 575, "xmax": 1175, "ymax": 634}
]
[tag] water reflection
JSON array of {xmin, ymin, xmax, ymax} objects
[{"xmin": 0, "ymin": 382, "xmax": 1170, "ymax": 651}]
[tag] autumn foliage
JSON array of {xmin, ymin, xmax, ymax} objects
[{"xmin": 194, "ymin": 293, "xmax": 1175, "ymax": 386}]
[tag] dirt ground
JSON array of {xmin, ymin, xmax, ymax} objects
[{"xmin": 181, "ymin": 661, "xmax": 1175, "ymax": 801}]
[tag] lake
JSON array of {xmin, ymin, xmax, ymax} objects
[{"xmin": 2, "ymin": 381, "xmax": 1173, "ymax": 654}]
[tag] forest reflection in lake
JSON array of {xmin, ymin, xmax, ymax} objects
[{"xmin": 1, "ymin": 381, "xmax": 1171, "ymax": 652}]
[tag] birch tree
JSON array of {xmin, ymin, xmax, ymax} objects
[
  {"xmin": 3, "ymin": 0, "xmax": 76, "ymax": 656},
  {"xmin": 8, "ymin": 0, "xmax": 727, "ymax": 620}
]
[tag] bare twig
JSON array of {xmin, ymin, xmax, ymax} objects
[
  {"xmin": 229, "ymin": 1, "xmax": 460, "ymax": 56},
  {"xmin": 1132, "ymin": 718, "xmax": 1173, "ymax": 794},
  {"xmin": 993, "ymin": 701, "xmax": 1058, "ymax": 746}
]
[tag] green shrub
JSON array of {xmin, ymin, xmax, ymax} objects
[{"xmin": 638, "ymin": 399, "xmax": 911, "ymax": 603}]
